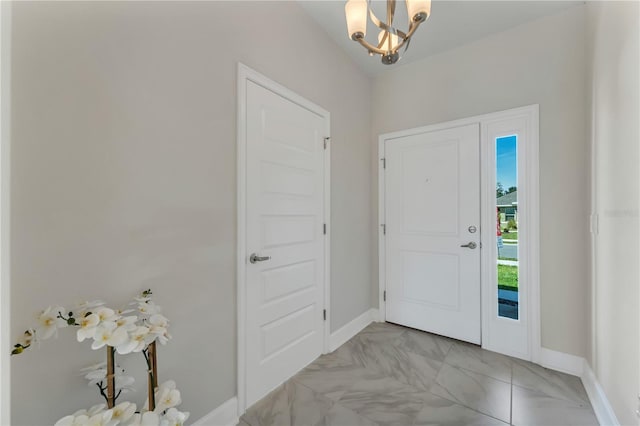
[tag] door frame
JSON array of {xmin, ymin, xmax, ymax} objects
[
  {"xmin": 236, "ymin": 63, "xmax": 331, "ymax": 414},
  {"xmin": 378, "ymin": 105, "xmax": 539, "ymax": 363}
]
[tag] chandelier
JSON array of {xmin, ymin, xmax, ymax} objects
[{"xmin": 345, "ymin": 0, "xmax": 431, "ymax": 65}]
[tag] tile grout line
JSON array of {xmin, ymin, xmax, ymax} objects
[
  {"xmin": 510, "ymin": 362, "xmax": 514, "ymax": 425},
  {"xmin": 442, "ymin": 361, "xmax": 513, "ymax": 385},
  {"xmin": 423, "ymin": 388, "xmax": 511, "ymax": 425}
]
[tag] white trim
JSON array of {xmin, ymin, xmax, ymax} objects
[
  {"xmin": 527, "ymin": 349, "xmax": 621, "ymax": 426},
  {"xmin": 192, "ymin": 397, "xmax": 239, "ymax": 426},
  {"xmin": 377, "ymin": 139, "xmax": 386, "ymax": 321},
  {"xmin": 538, "ymin": 347, "xmax": 584, "ymax": 377},
  {"xmin": 323, "ymin": 129, "xmax": 331, "ymax": 355},
  {"xmin": 581, "ymin": 361, "xmax": 620, "ymax": 426},
  {"xmin": 0, "ymin": 2, "xmax": 11, "ymax": 424},
  {"xmin": 328, "ymin": 309, "xmax": 378, "ymax": 352},
  {"xmin": 481, "ymin": 106, "xmax": 539, "ymax": 361},
  {"xmin": 236, "ymin": 63, "xmax": 331, "ymax": 415},
  {"xmin": 377, "ymin": 105, "xmax": 540, "ymax": 363}
]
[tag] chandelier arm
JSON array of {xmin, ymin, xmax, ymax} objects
[
  {"xmin": 354, "ymin": 36, "xmax": 388, "ymax": 55},
  {"xmin": 368, "ymin": 2, "xmax": 402, "ymax": 37},
  {"xmin": 388, "ymin": 20, "xmax": 422, "ymax": 53},
  {"xmin": 387, "ymin": 0, "xmax": 395, "ymax": 27}
]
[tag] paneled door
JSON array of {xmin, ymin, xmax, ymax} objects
[
  {"xmin": 384, "ymin": 124, "xmax": 481, "ymax": 344},
  {"xmin": 244, "ymin": 78, "xmax": 328, "ymax": 408}
]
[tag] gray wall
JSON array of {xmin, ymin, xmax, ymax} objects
[
  {"xmin": 371, "ymin": 6, "xmax": 591, "ymax": 358},
  {"xmin": 9, "ymin": 2, "xmax": 372, "ymax": 424},
  {"xmin": 587, "ymin": 2, "xmax": 639, "ymax": 423}
]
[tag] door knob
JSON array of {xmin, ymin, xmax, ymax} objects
[
  {"xmin": 250, "ymin": 253, "xmax": 271, "ymax": 264},
  {"xmin": 460, "ymin": 242, "xmax": 477, "ymax": 249}
]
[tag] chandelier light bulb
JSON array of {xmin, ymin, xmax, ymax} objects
[
  {"xmin": 406, "ymin": 0, "xmax": 431, "ymax": 22},
  {"xmin": 378, "ymin": 30, "xmax": 399, "ymax": 51},
  {"xmin": 345, "ymin": 0, "xmax": 368, "ymax": 40}
]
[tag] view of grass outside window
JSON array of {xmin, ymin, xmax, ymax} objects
[{"xmin": 496, "ymin": 135, "xmax": 518, "ymax": 320}]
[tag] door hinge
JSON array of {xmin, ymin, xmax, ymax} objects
[
  {"xmin": 323, "ymin": 309, "xmax": 327, "ymax": 321},
  {"xmin": 324, "ymin": 137, "xmax": 330, "ymax": 150},
  {"xmin": 381, "ymin": 158, "xmax": 386, "ymax": 169},
  {"xmin": 381, "ymin": 224, "xmax": 386, "ymax": 235},
  {"xmin": 323, "ymin": 223, "xmax": 327, "ymax": 235},
  {"xmin": 383, "ymin": 291, "xmax": 386, "ymax": 302}
]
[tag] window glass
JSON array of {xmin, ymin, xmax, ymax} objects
[{"xmin": 496, "ymin": 136, "xmax": 518, "ymax": 320}]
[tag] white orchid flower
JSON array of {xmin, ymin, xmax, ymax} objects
[
  {"xmin": 116, "ymin": 326, "xmax": 153, "ymax": 354},
  {"xmin": 35, "ymin": 306, "xmax": 67, "ymax": 340},
  {"xmin": 84, "ymin": 368, "xmax": 108, "ymax": 385},
  {"xmin": 143, "ymin": 381, "xmax": 175, "ymax": 412},
  {"xmin": 80, "ymin": 361, "xmax": 107, "ymax": 373},
  {"xmin": 154, "ymin": 384, "xmax": 181, "ymax": 413},
  {"xmin": 133, "ymin": 295, "xmax": 151, "ymax": 303},
  {"xmin": 156, "ymin": 380, "xmax": 176, "ymax": 393},
  {"xmin": 115, "ymin": 375, "xmax": 136, "ymax": 393},
  {"xmin": 110, "ymin": 402, "xmax": 136, "ymax": 424},
  {"xmin": 55, "ymin": 414, "xmax": 92, "ymax": 426},
  {"xmin": 155, "ymin": 329, "xmax": 171, "ymax": 345},
  {"xmin": 77, "ymin": 313, "xmax": 100, "ymax": 342},
  {"xmin": 147, "ymin": 314, "xmax": 171, "ymax": 344},
  {"xmin": 122, "ymin": 413, "xmax": 141, "ymax": 426},
  {"xmin": 148, "ymin": 314, "xmax": 168, "ymax": 328},
  {"xmin": 142, "ymin": 411, "xmax": 161, "ymax": 426},
  {"xmin": 54, "ymin": 415, "xmax": 77, "ymax": 426},
  {"xmin": 85, "ymin": 409, "xmax": 113, "ymax": 426},
  {"xmin": 159, "ymin": 408, "xmax": 190, "ymax": 426},
  {"xmin": 75, "ymin": 300, "xmax": 106, "ymax": 317},
  {"xmin": 124, "ymin": 411, "xmax": 159, "ymax": 426},
  {"xmin": 116, "ymin": 307, "xmax": 135, "ymax": 316},
  {"xmin": 137, "ymin": 301, "xmax": 161, "ymax": 316},
  {"xmin": 95, "ymin": 307, "xmax": 118, "ymax": 322},
  {"xmin": 91, "ymin": 322, "xmax": 129, "ymax": 350},
  {"xmin": 87, "ymin": 403, "xmax": 107, "ymax": 416},
  {"xmin": 115, "ymin": 315, "xmax": 138, "ymax": 332}
]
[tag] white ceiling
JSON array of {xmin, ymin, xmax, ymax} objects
[{"xmin": 297, "ymin": 0, "xmax": 583, "ymax": 75}]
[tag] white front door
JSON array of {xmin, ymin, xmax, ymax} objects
[
  {"xmin": 384, "ymin": 124, "xmax": 481, "ymax": 344},
  {"xmin": 244, "ymin": 80, "xmax": 327, "ymax": 407}
]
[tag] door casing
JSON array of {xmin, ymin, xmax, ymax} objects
[
  {"xmin": 237, "ymin": 63, "xmax": 331, "ymax": 414},
  {"xmin": 378, "ymin": 105, "xmax": 540, "ymax": 363}
]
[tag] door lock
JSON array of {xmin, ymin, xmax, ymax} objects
[
  {"xmin": 468, "ymin": 225, "xmax": 477, "ymax": 233},
  {"xmin": 250, "ymin": 253, "xmax": 271, "ymax": 264},
  {"xmin": 460, "ymin": 242, "xmax": 477, "ymax": 249}
]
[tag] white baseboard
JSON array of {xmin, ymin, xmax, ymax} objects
[
  {"xmin": 538, "ymin": 347, "xmax": 585, "ymax": 377},
  {"xmin": 328, "ymin": 308, "xmax": 378, "ymax": 352},
  {"xmin": 536, "ymin": 348, "xmax": 619, "ymax": 425},
  {"xmin": 581, "ymin": 362, "xmax": 620, "ymax": 426},
  {"xmin": 192, "ymin": 396, "xmax": 239, "ymax": 426}
]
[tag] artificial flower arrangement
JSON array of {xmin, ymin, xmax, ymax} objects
[{"xmin": 11, "ymin": 289, "xmax": 189, "ymax": 426}]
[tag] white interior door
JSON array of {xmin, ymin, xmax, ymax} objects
[
  {"xmin": 244, "ymin": 80, "xmax": 327, "ymax": 407},
  {"xmin": 385, "ymin": 123, "xmax": 481, "ymax": 344}
]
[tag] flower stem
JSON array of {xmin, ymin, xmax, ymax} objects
[
  {"xmin": 145, "ymin": 341, "xmax": 158, "ymax": 411},
  {"xmin": 96, "ymin": 382, "xmax": 109, "ymax": 405},
  {"xmin": 106, "ymin": 346, "xmax": 116, "ymax": 408}
]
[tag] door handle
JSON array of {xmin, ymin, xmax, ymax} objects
[
  {"xmin": 250, "ymin": 253, "xmax": 271, "ymax": 264},
  {"xmin": 460, "ymin": 242, "xmax": 477, "ymax": 249}
]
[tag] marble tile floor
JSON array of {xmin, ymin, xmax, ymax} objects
[{"xmin": 240, "ymin": 322, "xmax": 598, "ymax": 426}]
